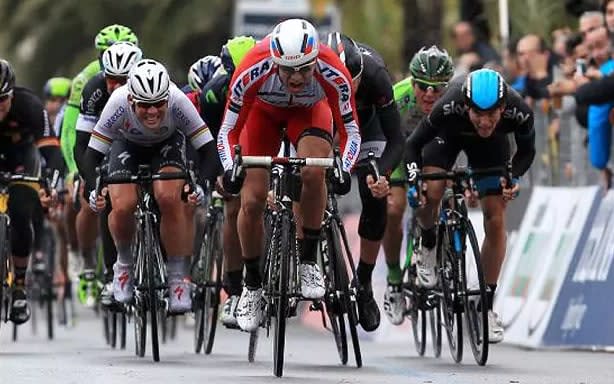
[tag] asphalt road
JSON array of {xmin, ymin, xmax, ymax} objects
[{"xmin": 0, "ymin": 304, "xmax": 612, "ymax": 384}]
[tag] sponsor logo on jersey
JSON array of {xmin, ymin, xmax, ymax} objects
[
  {"xmin": 160, "ymin": 144, "xmax": 172, "ymax": 158},
  {"xmin": 232, "ymin": 60, "xmax": 271, "ymax": 100},
  {"xmin": 343, "ymin": 139, "xmax": 359, "ymax": 170},
  {"xmin": 86, "ymin": 89, "xmax": 104, "ymax": 113},
  {"xmin": 317, "ymin": 61, "xmax": 351, "ymax": 103},
  {"xmin": 503, "ymin": 107, "xmax": 530, "ymax": 125},
  {"xmin": 217, "ymin": 141, "xmax": 228, "ymax": 164},
  {"xmin": 442, "ymin": 100, "xmax": 469, "ymax": 116},
  {"xmin": 172, "ymin": 105, "xmax": 192, "ymax": 128},
  {"xmin": 102, "ymin": 106, "xmax": 125, "ymax": 130},
  {"xmin": 407, "ymin": 162, "xmax": 419, "ymax": 182},
  {"xmin": 118, "ymin": 151, "xmax": 131, "ymax": 165}
]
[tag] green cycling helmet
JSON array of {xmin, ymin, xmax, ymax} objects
[
  {"xmin": 94, "ymin": 24, "xmax": 139, "ymax": 51},
  {"xmin": 43, "ymin": 77, "xmax": 71, "ymax": 98},
  {"xmin": 220, "ymin": 35, "xmax": 257, "ymax": 75},
  {"xmin": 409, "ymin": 45, "xmax": 455, "ymax": 83}
]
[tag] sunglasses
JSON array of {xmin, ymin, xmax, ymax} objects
[
  {"xmin": 0, "ymin": 90, "xmax": 13, "ymax": 102},
  {"xmin": 134, "ymin": 99, "xmax": 167, "ymax": 109},
  {"xmin": 105, "ymin": 75, "xmax": 128, "ymax": 85},
  {"xmin": 413, "ymin": 79, "xmax": 448, "ymax": 93},
  {"xmin": 278, "ymin": 61, "xmax": 316, "ymax": 75}
]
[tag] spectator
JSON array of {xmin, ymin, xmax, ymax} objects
[
  {"xmin": 602, "ymin": 0, "xmax": 614, "ymax": 33},
  {"xmin": 517, "ymin": 34, "xmax": 557, "ymax": 99},
  {"xmin": 451, "ymin": 21, "xmax": 500, "ymax": 63},
  {"xmin": 579, "ymin": 11, "xmax": 605, "ymax": 37},
  {"xmin": 502, "ymin": 39, "xmax": 527, "ymax": 93}
]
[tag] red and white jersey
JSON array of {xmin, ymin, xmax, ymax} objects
[{"xmin": 217, "ymin": 37, "xmax": 361, "ymax": 172}]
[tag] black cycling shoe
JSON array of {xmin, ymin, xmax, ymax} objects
[
  {"xmin": 10, "ymin": 287, "xmax": 31, "ymax": 325},
  {"xmin": 355, "ymin": 281, "xmax": 380, "ymax": 332}
]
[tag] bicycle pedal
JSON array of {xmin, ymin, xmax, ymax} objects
[
  {"xmin": 309, "ymin": 301, "xmax": 323, "ymax": 311},
  {"xmin": 224, "ymin": 323, "xmax": 241, "ymax": 330}
]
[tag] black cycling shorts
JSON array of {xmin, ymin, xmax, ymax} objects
[{"xmin": 107, "ymin": 131, "xmax": 187, "ymax": 178}]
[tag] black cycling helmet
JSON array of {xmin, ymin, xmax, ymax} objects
[
  {"xmin": 0, "ymin": 59, "xmax": 15, "ymax": 97},
  {"xmin": 325, "ymin": 32, "xmax": 363, "ymax": 81}
]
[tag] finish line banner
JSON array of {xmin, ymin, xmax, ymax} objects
[{"xmin": 495, "ymin": 186, "xmax": 599, "ymax": 348}]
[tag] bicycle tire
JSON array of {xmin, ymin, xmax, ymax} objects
[
  {"xmin": 43, "ymin": 225, "xmax": 55, "ymax": 341},
  {"xmin": 103, "ymin": 309, "xmax": 111, "ymax": 345},
  {"xmin": 438, "ymin": 225, "xmax": 463, "ymax": 363},
  {"xmin": 322, "ymin": 224, "xmax": 348, "ymax": 365},
  {"xmin": 204, "ymin": 213, "xmax": 223, "ymax": 355},
  {"xmin": 462, "ymin": 219, "xmax": 489, "ymax": 366},
  {"xmin": 134, "ymin": 303, "xmax": 146, "ymax": 357},
  {"xmin": 430, "ymin": 299, "xmax": 442, "ymax": 358},
  {"xmin": 248, "ymin": 329, "xmax": 259, "ymax": 363},
  {"xmin": 110, "ymin": 311, "xmax": 118, "ymax": 348},
  {"xmin": 145, "ymin": 216, "xmax": 161, "ymax": 362},
  {"xmin": 273, "ymin": 211, "xmax": 293, "ymax": 378},
  {"xmin": 411, "ymin": 307, "xmax": 427, "ymax": 356},
  {"xmin": 331, "ymin": 219, "xmax": 362, "ymax": 368}
]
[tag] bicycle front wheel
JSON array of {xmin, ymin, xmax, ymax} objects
[
  {"xmin": 0, "ymin": 215, "xmax": 9, "ymax": 329},
  {"xmin": 438, "ymin": 225, "xmax": 463, "ymax": 363},
  {"xmin": 462, "ymin": 219, "xmax": 489, "ymax": 365},
  {"xmin": 273, "ymin": 211, "xmax": 293, "ymax": 378}
]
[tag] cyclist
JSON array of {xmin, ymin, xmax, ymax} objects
[
  {"xmin": 82, "ymin": 59, "xmax": 219, "ymax": 313},
  {"xmin": 74, "ymin": 42, "xmax": 143, "ymax": 307},
  {"xmin": 382, "ymin": 46, "xmax": 455, "ymax": 325},
  {"xmin": 405, "ymin": 68, "xmax": 536, "ymax": 342},
  {"xmin": 60, "ymin": 24, "xmax": 138, "ymax": 282},
  {"xmin": 186, "ymin": 55, "xmax": 223, "ymax": 93},
  {"xmin": 43, "ymin": 77, "xmax": 71, "ymax": 128},
  {"xmin": 325, "ymin": 32, "xmax": 402, "ymax": 332},
  {"xmin": 217, "ymin": 19, "xmax": 361, "ymax": 332},
  {"xmin": 199, "ymin": 35, "xmax": 256, "ymax": 327},
  {"xmin": 0, "ymin": 59, "xmax": 63, "ymax": 324}
]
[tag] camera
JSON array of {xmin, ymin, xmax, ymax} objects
[{"xmin": 575, "ymin": 58, "xmax": 587, "ymax": 76}]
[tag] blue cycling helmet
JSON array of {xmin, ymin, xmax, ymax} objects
[
  {"xmin": 187, "ymin": 55, "xmax": 222, "ymax": 91},
  {"xmin": 462, "ymin": 68, "xmax": 507, "ymax": 111}
]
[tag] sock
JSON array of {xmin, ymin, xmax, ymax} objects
[
  {"xmin": 81, "ymin": 247, "xmax": 96, "ymax": 270},
  {"xmin": 487, "ymin": 284, "xmax": 497, "ymax": 310},
  {"xmin": 224, "ymin": 269, "xmax": 244, "ymax": 296},
  {"xmin": 356, "ymin": 260, "xmax": 375, "ymax": 285},
  {"xmin": 420, "ymin": 226, "xmax": 436, "ymax": 249},
  {"xmin": 116, "ymin": 243, "xmax": 133, "ymax": 266},
  {"xmin": 244, "ymin": 258, "xmax": 262, "ymax": 289},
  {"xmin": 167, "ymin": 257, "xmax": 190, "ymax": 281},
  {"xmin": 301, "ymin": 227, "xmax": 321, "ymax": 264},
  {"xmin": 386, "ymin": 261, "xmax": 402, "ymax": 285}
]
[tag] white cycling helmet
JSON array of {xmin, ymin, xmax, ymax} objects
[
  {"xmin": 269, "ymin": 18, "xmax": 319, "ymax": 67},
  {"xmin": 128, "ymin": 59, "xmax": 170, "ymax": 102},
  {"xmin": 102, "ymin": 42, "xmax": 143, "ymax": 77},
  {"xmin": 187, "ymin": 55, "xmax": 222, "ymax": 91}
]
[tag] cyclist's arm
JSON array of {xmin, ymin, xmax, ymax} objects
[
  {"xmin": 373, "ymin": 68, "xmax": 403, "ymax": 174},
  {"xmin": 60, "ymin": 72, "xmax": 89, "ymax": 174},
  {"xmin": 31, "ymin": 101, "xmax": 65, "ymax": 176},
  {"xmin": 510, "ymin": 103, "xmax": 536, "ymax": 177},
  {"xmin": 404, "ymin": 115, "xmax": 438, "ymax": 173},
  {"xmin": 75, "ymin": 130, "xmax": 92, "ymax": 176}
]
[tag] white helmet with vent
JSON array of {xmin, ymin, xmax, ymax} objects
[
  {"xmin": 128, "ymin": 59, "xmax": 170, "ymax": 102},
  {"xmin": 102, "ymin": 42, "xmax": 143, "ymax": 77},
  {"xmin": 269, "ymin": 19, "xmax": 319, "ymax": 67}
]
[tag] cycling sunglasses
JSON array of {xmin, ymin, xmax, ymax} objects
[
  {"xmin": 104, "ymin": 74, "xmax": 128, "ymax": 86},
  {"xmin": 134, "ymin": 99, "xmax": 168, "ymax": 109},
  {"xmin": 0, "ymin": 90, "xmax": 13, "ymax": 102},
  {"xmin": 278, "ymin": 60, "xmax": 317, "ymax": 75},
  {"xmin": 413, "ymin": 78, "xmax": 448, "ymax": 93}
]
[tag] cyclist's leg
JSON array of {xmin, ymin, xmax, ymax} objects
[
  {"xmin": 221, "ymin": 196, "xmax": 243, "ymax": 325},
  {"xmin": 290, "ymin": 100, "xmax": 332, "ymax": 300},
  {"xmin": 235, "ymin": 101, "xmax": 281, "ymax": 331},
  {"xmin": 464, "ymin": 134, "xmax": 511, "ymax": 343},
  {"xmin": 106, "ymin": 139, "xmax": 139, "ymax": 303},
  {"xmin": 151, "ymin": 132, "xmax": 195, "ymax": 313},
  {"xmin": 99, "ymin": 199, "xmax": 116, "ymax": 306}
]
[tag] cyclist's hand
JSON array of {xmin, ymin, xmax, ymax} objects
[
  {"xmin": 332, "ymin": 170, "xmax": 351, "ymax": 195},
  {"xmin": 407, "ymin": 184, "xmax": 421, "ymax": 208},
  {"xmin": 187, "ymin": 183, "xmax": 206, "ymax": 206},
  {"xmin": 464, "ymin": 188, "xmax": 479, "ymax": 208},
  {"xmin": 222, "ymin": 169, "xmax": 244, "ymax": 195},
  {"xmin": 500, "ymin": 177, "xmax": 520, "ymax": 201},
  {"xmin": 366, "ymin": 175, "xmax": 389, "ymax": 198},
  {"xmin": 88, "ymin": 187, "xmax": 107, "ymax": 212}
]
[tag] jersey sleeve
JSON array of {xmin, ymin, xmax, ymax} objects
[
  {"xmin": 317, "ymin": 53, "xmax": 361, "ymax": 172},
  {"xmin": 76, "ymin": 76, "xmax": 102, "ymax": 134},
  {"xmin": 169, "ymin": 86, "xmax": 213, "ymax": 150},
  {"xmin": 393, "ymin": 78, "xmax": 415, "ymax": 116},
  {"xmin": 217, "ymin": 41, "xmax": 271, "ymax": 171},
  {"xmin": 509, "ymin": 94, "xmax": 536, "ymax": 177},
  {"xmin": 87, "ymin": 90, "xmax": 126, "ymax": 154}
]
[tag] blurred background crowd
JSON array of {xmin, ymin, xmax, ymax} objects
[{"xmin": 1, "ymin": 0, "xmax": 612, "ymax": 189}]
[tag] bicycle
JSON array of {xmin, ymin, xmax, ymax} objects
[
  {"xmin": 313, "ymin": 149, "xmax": 363, "ymax": 368},
  {"xmin": 0, "ymin": 172, "xmax": 53, "ymax": 336},
  {"xmin": 230, "ymin": 144, "xmax": 335, "ymax": 377},
  {"xmin": 412, "ymin": 165, "xmax": 510, "ymax": 366},
  {"xmin": 192, "ymin": 185, "xmax": 224, "ymax": 355},
  {"xmin": 95, "ymin": 164, "xmax": 192, "ymax": 362}
]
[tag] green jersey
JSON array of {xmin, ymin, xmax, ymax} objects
[
  {"xmin": 391, "ymin": 77, "xmax": 425, "ymax": 183},
  {"xmin": 60, "ymin": 59, "xmax": 101, "ymax": 174}
]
